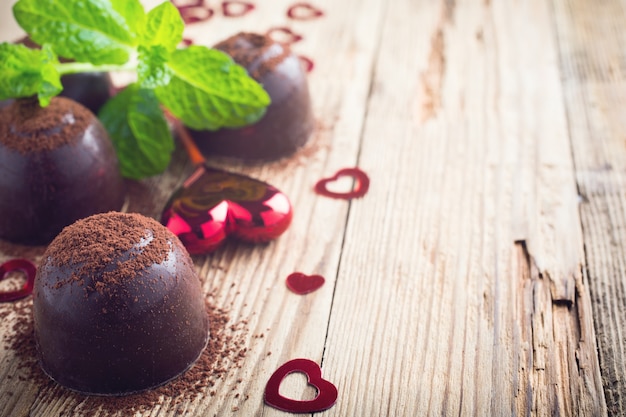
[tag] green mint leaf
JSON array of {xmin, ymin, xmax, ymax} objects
[
  {"xmin": 13, "ymin": 0, "xmax": 134, "ymax": 65},
  {"xmin": 0, "ymin": 43, "xmax": 62, "ymax": 107},
  {"xmin": 109, "ymin": 0, "xmax": 146, "ymax": 38},
  {"xmin": 137, "ymin": 45, "xmax": 173, "ymax": 89},
  {"xmin": 155, "ymin": 46, "xmax": 270, "ymax": 131},
  {"xmin": 140, "ymin": 1, "xmax": 184, "ymax": 52},
  {"xmin": 98, "ymin": 84, "xmax": 174, "ymax": 179}
]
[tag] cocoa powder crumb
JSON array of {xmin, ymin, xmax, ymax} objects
[
  {"xmin": 0, "ymin": 97, "xmax": 93, "ymax": 153},
  {"xmin": 42, "ymin": 212, "xmax": 171, "ymax": 295}
]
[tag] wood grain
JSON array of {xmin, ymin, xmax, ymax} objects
[
  {"xmin": 322, "ymin": 0, "xmax": 605, "ymax": 415},
  {"xmin": 0, "ymin": 0, "xmax": 623, "ymax": 415},
  {"xmin": 551, "ymin": 0, "xmax": 626, "ymax": 414}
]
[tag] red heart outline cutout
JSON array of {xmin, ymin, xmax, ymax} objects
[
  {"xmin": 266, "ymin": 27, "xmax": 304, "ymax": 45},
  {"xmin": 221, "ymin": 0, "xmax": 255, "ymax": 17},
  {"xmin": 178, "ymin": 5, "xmax": 214, "ymax": 24},
  {"xmin": 298, "ymin": 55, "xmax": 315, "ymax": 73},
  {"xmin": 171, "ymin": 0, "xmax": 205, "ymax": 7},
  {"xmin": 286, "ymin": 272, "xmax": 325, "ymax": 295},
  {"xmin": 0, "ymin": 259, "xmax": 37, "ymax": 303},
  {"xmin": 315, "ymin": 167, "xmax": 370, "ymax": 199},
  {"xmin": 264, "ymin": 358, "xmax": 338, "ymax": 413},
  {"xmin": 287, "ymin": 2, "xmax": 325, "ymax": 20},
  {"xmin": 162, "ymin": 165, "xmax": 293, "ymax": 254}
]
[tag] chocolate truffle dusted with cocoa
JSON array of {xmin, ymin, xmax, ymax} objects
[
  {"xmin": 34, "ymin": 212, "xmax": 209, "ymax": 396},
  {"xmin": 190, "ymin": 32, "xmax": 314, "ymax": 160},
  {"xmin": 0, "ymin": 97, "xmax": 125, "ymax": 244}
]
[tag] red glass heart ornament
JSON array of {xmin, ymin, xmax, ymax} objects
[
  {"xmin": 266, "ymin": 27, "xmax": 304, "ymax": 44},
  {"xmin": 314, "ymin": 167, "xmax": 370, "ymax": 199},
  {"xmin": 287, "ymin": 3, "xmax": 325, "ymax": 20},
  {"xmin": 286, "ymin": 272, "xmax": 325, "ymax": 295},
  {"xmin": 222, "ymin": 1, "xmax": 255, "ymax": 17},
  {"xmin": 161, "ymin": 165, "xmax": 293, "ymax": 254},
  {"xmin": 0, "ymin": 259, "xmax": 37, "ymax": 303},
  {"xmin": 264, "ymin": 358, "xmax": 338, "ymax": 413}
]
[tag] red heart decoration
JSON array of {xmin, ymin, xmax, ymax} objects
[
  {"xmin": 0, "ymin": 259, "xmax": 37, "ymax": 303},
  {"xmin": 286, "ymin": 272, "xmax": 325, "ymax": 295},
  {"xmin": 161, "ymin": 165, "xmax": 293, "ymax": 254},
  {"xmin": 266, "ymin": 27, "xmax": 304, "ymax": 45},
  {"xmin": 298, "ymin": 55, "xmax": 315, "ymax": 73},
  {"xmin": 178, "ymin": 5, "xmax": 214, "ymax": 24},
  {"xmin": 221, "ymin": 1, "xmax": 255, "ymax": 17},
  {"xmin": 265, "ymin": 358, "xmax": 338, "ymax": 413},
  {"xmin": 314, "ymin": 167, "xmax": 370, "ymax": 199},
  {"xmin": 287, "ymin": 3, "xmax": 325, "ymax": 20},
  {"xmin": 171, "ymin": 0, "xmax": 205, "ymax": 7}
]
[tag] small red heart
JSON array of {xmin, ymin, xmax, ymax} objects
[
  {"xmin": 171, "ymin": 0, "xmax": 205, "ymax": 7},
  {"xmin": 178, "ymin": 5, "xmax": 214, "ymax": 24},
  {"xmin": 286, "ymin": 272, "xmax": 325, "ymax": 295},
  {"xmin": 298, "ymin": 55, "xmax": 315, "ymax": 73},
  {"xmin": 266, "ymin": 27, "xmax": 304, "ymax": 45},
  {"xmin": 314, "ymin": 167, "xmax": 370, "ymax": 199},
  {"xmin": 162, "ymin": 165, "xmax": 293, "ymax": 254},
  {"xmin": 0, "ymin": 259, "xmax": 37, "ymax": 303},
  {"xmin": 265, "ymin": 358, "xmax": 338, "ymax": 413},
  {"xmin": 221, "ymin": 1, "xmax": 255, "ymax": 17},
  {"xmin": 287, "ymin": 3, "xmax": 325, "ymax": 20}
]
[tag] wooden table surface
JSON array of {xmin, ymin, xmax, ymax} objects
[{"xmin": 1, "ymin": 0, "xmax": 625, "ymax": 415}]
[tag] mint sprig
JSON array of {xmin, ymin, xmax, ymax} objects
[
  {"xmin": 1, "ymin": 0, "xmax": 271, "ymax": 179},
  {"xmin": 0, "ymin": 43, "xmax": 62, "ymax": 106},
  {"xmin": 99, "ymin": 84, "xmax": 174, "ymax": 179}
]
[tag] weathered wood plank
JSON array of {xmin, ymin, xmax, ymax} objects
[
  {"xmin": 551, "ymin": 0, "xmax": 626, "ymax": 414},
  {"xmin": 321, "ymin": 0, "xmax": 605, "ymax": 415}
]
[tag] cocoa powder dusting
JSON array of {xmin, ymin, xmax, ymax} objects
[
  {"xmin": 43, "ymin": 212, "xmax": 171, "ymax": 295},
  {"xmin": 216, "ymin": 32, "xmax": 290, "ymax": 79},
  {"xmin": 0, "ymin": 97, "xmax": 93, "ymax": 153},
  {"xmin": 2, "ymin": 297, "xmax": 250, "ymax": 415}
]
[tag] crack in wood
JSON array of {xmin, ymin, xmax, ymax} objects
[{"xmin": 514, "ymin": 238, "xmax": 605, "ymax": 415}]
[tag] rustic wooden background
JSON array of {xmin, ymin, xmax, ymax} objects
[{"xmin": 1, "ymin": 0, "xmax": 625, "ymax": 415}]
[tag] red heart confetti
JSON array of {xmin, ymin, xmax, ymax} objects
[
  {"xmin": 286, "ymin": 272, "xmax": 325, "ymax": 295},
  {"xmin": 222, "ymin": 1, "xmax": 255, "ymax": 17},
  {"xmin": 287, "ymin": 2, "xmax": 324, "ymax": 20},
  {"xmin": 162, "ymin": 165, "xmax": 293, "ymax": 254},
  {"xmin": 266, "ymin": 27, "xmax": 304, "ymax": 44},
  {"xmin": 298, "ymin": 55, "xmax": 315, "ymax": 73},
  {"xmin": 171, "ymin": 0, "xmax": 205, "ymax": 7},
  {"xmin": 178, "ymin": 5, "xmax": 214, "ymax": 24},
  {"xmin": 314, "ymin": 167, "xmax": 370, "ymax": 199},
  {"xmin": 0, "ymin": 259, "xmax": 37, "ymax": 303},
  {"xmin": 265, "ymin": 358, "xmax": 338, "ymax": 413},
  {"xmin": 171, "ymin": 0, "xmax": 204, "ymax": 9}
]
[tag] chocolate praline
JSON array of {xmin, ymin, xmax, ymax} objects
[
  {"xmin": 34, "ymin": 212, "xmax": 210, "ymax": 396},
  {"xmin": 0, "ymin": 97, "xmax": 125, "ymax": 245},
  {"xmin": 190, "ymin": 32, "xmax": 314, "ymax": 161}
]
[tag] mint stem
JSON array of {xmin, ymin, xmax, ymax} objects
[{"xmin": 56, "ymin": 62, "xmax": 136, "ymax": 76}]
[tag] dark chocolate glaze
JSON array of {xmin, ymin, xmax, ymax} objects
[
  {"xmin": 60, "ymin": 72, "xmax": 113, "ymax": 115},
  {"xmin": 0, "ymin": 99, "xmax": 125, "ymax": 245},
  {"xmin": 34, "ymin": 215, "xmax": 209, "ymax": 395},
  {"xmin": 190, "ymin": 32, "xmax": 314, "ymax": 161}
]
